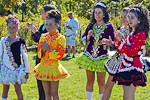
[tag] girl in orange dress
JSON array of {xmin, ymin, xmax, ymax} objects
[{"xmin": 34, "ymin": 10, "xmax": 70, "ymax": 100}]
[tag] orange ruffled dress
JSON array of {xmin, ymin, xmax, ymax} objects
[{"xmin": 34, "ymin": 31, "xmax": 70, "ymax": 81}]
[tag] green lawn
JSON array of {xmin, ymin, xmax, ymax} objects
[{"xmin": 0, "ymin": 48, "xmax": 150, "ymax": 100}]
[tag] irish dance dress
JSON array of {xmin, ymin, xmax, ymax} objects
[
  {"xmin": 34, "ymin": 31, "xmax": 70, "ymax": 81},
  {"xmin": 0, "ymin": 36, "xmax": 30, "ymax": 85},
  {"xmin": 112, "ymin": 31, "xmax": 147, "ymax": 86},
  {"xmin": 75, "ymin": 23, "xmax": 115, "ymax": 72}
]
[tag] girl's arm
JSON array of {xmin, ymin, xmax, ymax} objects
[
  {"xmin": 114, "ymin": 31, "xmax": 146, "ymax": 57},
  {"xmin": 48, "ymin": 35, "xmax": 66, "ymax": 60},
  {"xmin": 20, "ymin": 41, "xmax": 31, "ymax": 73},
  {"xmin": 82, "ymin": 24, "xmax": 91, "ymax": 46}
]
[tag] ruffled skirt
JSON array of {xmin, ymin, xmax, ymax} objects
[
  {"xmin": 0, "ymin": 64, "xmax": 27, "ymax": 85},
  {"xmin": 34, "ymin": 63, "xmax": 70, "ymax": 81},
  {"xmin": 75, "ymin": 52, "xmax": 109, "ymax": 72},
  {"xmin": 112, "ymin": 69, "xmax": 147, "ymax": 86}
]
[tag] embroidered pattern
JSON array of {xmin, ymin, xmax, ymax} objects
[
  {"xmin": 4, "ymin": 36, "xmax": 18, "ymax": 68},
  {"xmin": 37, "ymin": 32, "xmax": 66, "ymax": 67},
  {"xmin": 34, "ymin": 69, "xmax": 69, "ymax": 79},
  {"xmin": 21, "ymin": 44, "xmax": 27, "ymax": 53},
  {"xmin": 92, "ymin": 24, "xmax": 107, "ymax": 57}
]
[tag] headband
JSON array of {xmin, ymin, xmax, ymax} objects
[
  {"xmin": 135, "ymin": 8, "xmax": 142, "ymax": 13},
  {"xmin": 96, "ymin": 2, "xmax": 106, "ymax": 8}
]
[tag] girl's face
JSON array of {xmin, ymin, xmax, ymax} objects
[
  {"xmin": 94, "ymin": 8, "xmax": 104, "ymax": 22},
  {"xmin": 121, "ymin": 12, "xmax": 128, "ymax": 26},
  {"xmin": 7, "ymin": 22, "xmax": 19, "ymax": 36},
  {"xmin": 127, "ymin": 12, "xmax": 139, "ymax": 29},
  {"xmin": 45, "ymin": 19, "xmax": 58, "ymax": 34}
]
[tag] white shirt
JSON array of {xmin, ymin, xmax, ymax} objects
[{"xmin": 64, "ymin": 17, "xmax": 79, "ymax": 37}]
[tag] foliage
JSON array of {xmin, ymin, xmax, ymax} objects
[{"xmin": 0, "ymin": 12, "xmax": 89, "ymax": 47}]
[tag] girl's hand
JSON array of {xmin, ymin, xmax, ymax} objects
[
  {"xmin": 41, "ymin": 42, "xmax": 50, "ymax": 52},
  {"xmin": 87, "ymin": 30, "xmax": 94, "ymax": 38},
  {"xmin": 87, "ymin": 30, "xmax": 94, "ymax": 41},
  {"xmin": 99, "ymin": 36, "xmax": 112, "ymax": 46},
  {"xmin": 25, "ymin": 73, "xmax": 29, "ymax": 79},
  {"xmin": 114, "ymin": 30, "xmax": 124, "ymax": 41}
]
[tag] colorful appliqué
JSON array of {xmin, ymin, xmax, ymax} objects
[
  {"xmin": 4, "ymin": 36, "xmax": 18, "ymax": 68},
  {"xmin": 92, "ymin": 24, "xmax": 107, "ymax": 57}
]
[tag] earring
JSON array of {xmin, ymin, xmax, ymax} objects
[{"xmin": 138, "ymin": 21, "xmax": 140, "ymax": 23}]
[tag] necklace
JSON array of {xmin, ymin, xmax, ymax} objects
[{"xmin": 8, "ymin": 36, "xmax": 18, "ymax": 41}]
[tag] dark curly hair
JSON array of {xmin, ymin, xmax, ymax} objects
[
  {"xmin": 47, "ymin": 10, "xmax": 62, "ymax": 24},
  {"xmin": 128, "ymin": 3, "xmax": 149, "ymax": 38},
  {"xmin": 43, "ymin": 5, "xmax": 56, "ymax": 12},
  {"xmin": 88, "ymin": 1, "xmax": 109, "ymax": 30},
  {"xmin": 5, "ymin": 14, "xmax": 18, "ymax": 25},
  {"xmin": 122, "ymin": 7, "xmax": 130, "ymax": 13}
]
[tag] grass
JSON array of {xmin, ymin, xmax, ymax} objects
[{"xmin": 0, "ymin": 48, "xmax": 150, "ymax": 100}]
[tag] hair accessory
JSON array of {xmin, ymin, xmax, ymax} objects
[
  {"xmin": 13, "ymin": 18, "xmax": 20, "ymax": 25},
  {"xmin": 136, "ymin": 8, "xmax": 142, "ymax": 13},
  {"xmin": 96, "ymin": 2, "xmax": 106, "ymax": 8}
]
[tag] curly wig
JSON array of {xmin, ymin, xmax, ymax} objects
[
  {"xmin": 128, "ymin": 3, "xmax": 149, "ymax": 38},
  {"xmin": 88, "ymin": 1, "xmax": 109, "ymax": 30}
]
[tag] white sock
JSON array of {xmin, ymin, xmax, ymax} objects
[
  {"xmin": 99, "ymin": 94, "xmax": 103, "ymax": 100},
  {"xmin": 86, "ymin": 91, "xmax": 93, "ymax": 100},
  {"xmin": 2, "ymin": 98, "xmax": 7, "ymax": 100}
]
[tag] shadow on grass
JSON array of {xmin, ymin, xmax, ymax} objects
[
  {"xmin": 27, "ymin": 48, "xmax": 37, "ymax": 60},
  {"xmin": 61, "ymin": 57, "xmax": 72, "ymax": 61},
  {"xmin": 27, "ymin": 48, "xmax": 37, "ymax": 53}
]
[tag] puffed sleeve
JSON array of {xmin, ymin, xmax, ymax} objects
[
  {"xmin": 37, "ymin": 34, "xmax": 45, "ymax": 58},
  {"xmin": 49, "ymin": 35, "xmax": 66, "ymax": 60},
  {"xmin": 0, "ymin": 37, "xmax": 4, "ymax": 64},
  {"xmin": 114, "ymin": 31, "xmax": 146, "ymax": 57},
  {"xmin": 20, "ymin": 40, "xmax": 31, "ymax": 73}
]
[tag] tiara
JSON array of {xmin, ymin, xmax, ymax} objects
[{"xmin": 96, "ymin": 2, "xmax": 106, "ymax": 8}]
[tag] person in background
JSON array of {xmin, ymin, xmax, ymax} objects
[
  {"xmin": 26, "ymin": 4, "xmax": 56, "ymax": 100},
  {"xmin": 113, "ymin": 4, "xmax": 149, "ymax": 100},
  {"xmin": 64, "ymin": 11, "xmax": 79, "ymax": 58},
  {"xmin": 101, "ymin": 7, "xmax": 130, "ymax": 100}
]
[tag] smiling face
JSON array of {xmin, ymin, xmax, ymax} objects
[
  {"xmin": 121, "ymin": 12, "xmax": 128, "ymax": 26},
  {"xmin": 127, "ymin": 12, "xmax": 139, "ymax": 30},
  {"xmin": 7, "ymin": 22, "xmax": 19, "ymax": 36},
  {"xmin": 94, "ymin": 8, "xmax": 104, "ymax": 22},
  {"xmin": 45, "ymin": 19, "xmax": 58, "ymax": 34}
]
